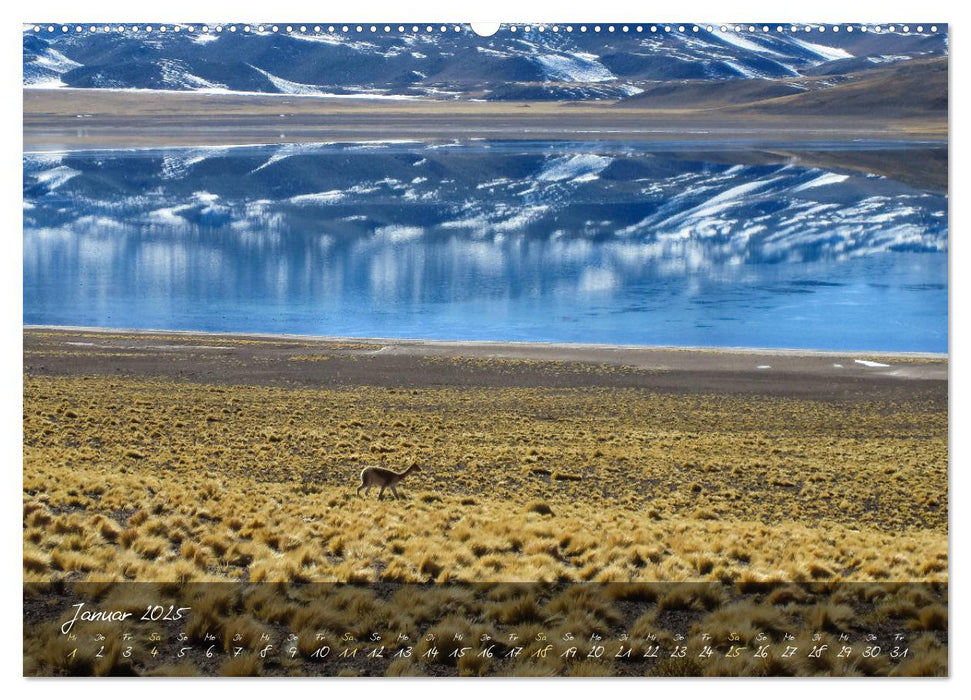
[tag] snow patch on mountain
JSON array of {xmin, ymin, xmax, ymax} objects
[
  {"xmin": 249, "ymin": 65, "xmax": 329, "ymax": 95},
  {"xmin": 24, "ymin": 45, "xmax": 80, "ymax": 86},
  {"xmin": 158, "ymin": 59, "xmax": 227, "ymax": 91},
  {"xmin": 534, "ymin": 52, "xmax": 614, "ymax": 83},
  {"xmin": 191, "ymin": 32, "xmax": 219, "ymax": 45},
  {"xmin": 723, "ymin": 60, "xmax": 764, "ymax": 79},
  {"xmin": 867, "ymin": 55, "xmax": 912, "ymax": 64},
  {"xmin": 792, "ymin": 38, "xmax": 854, "ymax": 62},
  {"xmin": 714, "ymin": 30, "xmax": 785, "ymax": 57}
]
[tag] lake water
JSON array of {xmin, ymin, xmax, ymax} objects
[{"xmin": 23, "ymin": 141, "xmax": 948, "ymax": 352}]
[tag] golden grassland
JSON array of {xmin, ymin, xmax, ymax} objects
[{"xmin": 23, "ymin": 371, "xmax": 946, "ymax": 586}]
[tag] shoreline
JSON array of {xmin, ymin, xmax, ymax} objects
[
  {"xmin": 24, "ymin": 127, "xmax": 947, "ymax": 152},
  {"xmin": 22, "ymin": 137, "xmax": 949, "ymax": 156},
  {"xmin": 24, "ymin": 324, "xmax": 948, "ymax": 361},
  {"xmin": 23, "ymin": 87, "xmax": 946, "ymax": 151},
  {"xmin": 24, "ymin": 326, "xmax": 948, "ymax": 393}
]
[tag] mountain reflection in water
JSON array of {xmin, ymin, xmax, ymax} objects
[{"xmin": 23, "ymin": 141, "xmax": 947, "ymax": 352}]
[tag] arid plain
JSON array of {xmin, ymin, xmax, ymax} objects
[{"xmin": 23, "ymin": 327, "xmax": 947, "ymax": 586}]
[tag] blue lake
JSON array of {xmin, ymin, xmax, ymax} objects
[{"xmin": 23, "ymin": 141, "xmax": 948, "ymax": 352}]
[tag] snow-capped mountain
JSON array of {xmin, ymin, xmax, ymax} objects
[{"xmin": 23, "ymin": 24, "xmax": 947, "ymax": 101}]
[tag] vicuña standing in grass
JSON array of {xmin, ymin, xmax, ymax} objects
[{"xmin": 357, "ymin": 464, "xmax": 422, "ymax": 500}]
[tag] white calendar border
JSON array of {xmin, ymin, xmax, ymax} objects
[{"xmin": 2, "ymin": 0, "xmax": 961, "ymax": 695}]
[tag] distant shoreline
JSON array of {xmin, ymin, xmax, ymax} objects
[
  {"xmin": 23, "ymin": 87, "xmax": 947, "ymax": 151},
  {"xmin": 22, "ymin": 137, "xmax": 948, "ymax": 156}
]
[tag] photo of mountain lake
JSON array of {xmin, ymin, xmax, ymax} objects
[{"xmin": 23, "ymin": 22, "xmax": 948, "ymax": 677}]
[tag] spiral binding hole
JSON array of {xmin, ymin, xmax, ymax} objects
[{"xmin": 26, "ymin": 22, "xmax": 942, "ymax": 39}]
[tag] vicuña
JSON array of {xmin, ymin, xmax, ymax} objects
[{"xmin": 356, "ymin": 464, "xmax": 422, "ymax": 500}]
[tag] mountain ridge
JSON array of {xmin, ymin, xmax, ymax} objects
[{"xmin": 24, "ymin": 25, "xmax": 947, "ymax": 104}]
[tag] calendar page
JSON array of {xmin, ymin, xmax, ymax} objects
[{"xmin": 22, "ymin": 20, "xmax": 947, "ymax": 677}]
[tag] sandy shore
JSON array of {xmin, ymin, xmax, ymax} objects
[{"xmin": 24, "ymin": 326, "xmax": 947, "ymax": 399}]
